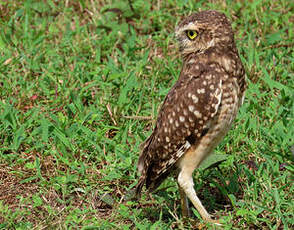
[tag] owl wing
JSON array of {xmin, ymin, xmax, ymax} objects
[{"xmin": 137, "ymin": 66, "xmax": 223, "ymax": 193}]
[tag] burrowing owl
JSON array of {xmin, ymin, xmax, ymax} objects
[{"xmin": 135, "ymin": 10, "xmax": 246, "ymax": 223}]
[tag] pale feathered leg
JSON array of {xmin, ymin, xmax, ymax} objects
[
  {"xmin": 178, "ymin": 168, "xmax": 221, "ymax": 225},
  {"xmin": 178, "ymin": 182, "xmax": 191, "ymax": 217}
]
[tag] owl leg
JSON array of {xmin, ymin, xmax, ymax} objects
[
  {"xmin": 178, "ymin": 182, "xmax": 191, "ymax": 217},
  {"xmin": 178, "ymin": 169, "xmax": 221, "ymax": 225},
  {"xmin": 178, "ymin": 170, "xmax": 211, "ymax": 220}
]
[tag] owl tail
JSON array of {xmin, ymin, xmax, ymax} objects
[
  {"xmin": 135, "ymin": 148, "xmax": 149, "ymax": 198},
  {"xmin": 134, "ymin": 176, "xmax": 145, "ymax": 198},
  {"xmin": 137, "ymin": 133, "xmax": 154, "ymax": 174}
]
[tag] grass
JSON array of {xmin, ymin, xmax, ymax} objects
[{"xmin": 0, "ymin": 0, "xmax": 293, "ymax": 229}]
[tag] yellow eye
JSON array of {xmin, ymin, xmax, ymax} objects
[{"xmin": 186, "ymin": 30, "xmax": 197, "ymax": 40}]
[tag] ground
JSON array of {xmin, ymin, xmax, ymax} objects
[{"xmin": 0, "ymin": 0, "xmax": 293, "ymax": 229}]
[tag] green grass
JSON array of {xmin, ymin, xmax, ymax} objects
[{"xmin": 0, "ymin": 0, "xmax": 293, "ymax": 229}]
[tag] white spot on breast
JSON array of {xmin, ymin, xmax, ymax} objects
[
  {"xmin": 188, "ymin": 93, "xmax": 192, "ymax": 98},
  {"xmin": 194, "ymin": 110, "xmax": 202, "ymax": 118},
  {"xmin": 175, "ymin": 120, "xmax": 179, "ymax": 127},
  {"xmin": 203, "ymin": 80, "xmax": 207, "ymax": 86},
  {"xmin": 172, "ymin": 111, "xmax": 176, "ymax": 116},
  {"xmin": 169, "ymin": 118, "xmax": 173, "ymax": 124},
  {"xmin": 179, "ymin": 116, "xmax": 185, "ymax": 122},
  {"xmin": 166, "ymin": 136, "xmax": 170, "ymax": 142},
  {"xmin": 164, "ymin": 127, "xmax": 168, "ymax": 133},
  {"xmin": 192, "ymin": 95, "xmax": 199, "ymax": 103},
  {"xmin": 188, "ymin": 105, "xmax": 195, "ymax": 112},
  {"xmin": 205, "ymin": 74, "xmax": 212, "ymax": 80},
  {"xmin": 183, "ymin": 109, "xmax": 188, "ymax": 116},
  {"xmin": 197, "ymin": 88, "xmax": 205, "ymax": 94},
  {"xmin": 209, "ymin": 84, "xmax": 215, "ymax": 90}
]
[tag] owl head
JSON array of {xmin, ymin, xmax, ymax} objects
[{"xmin": 175, "ymin": 10, "xmax": 234, "ymax": 55}]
